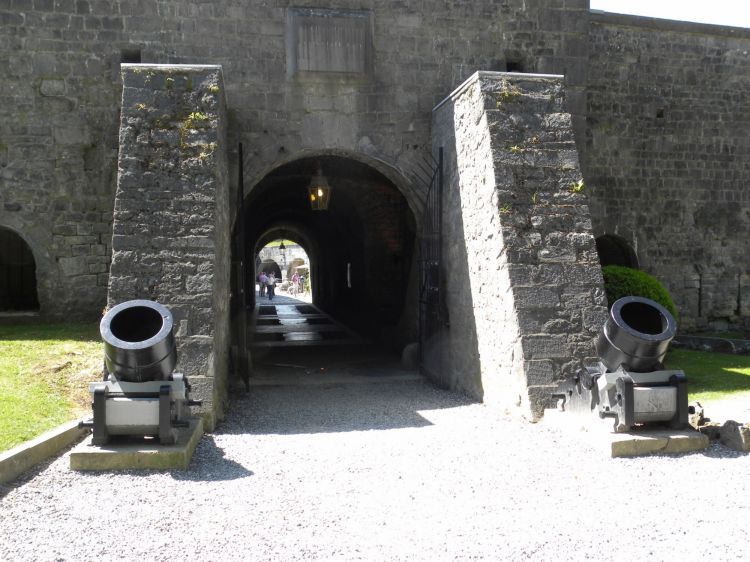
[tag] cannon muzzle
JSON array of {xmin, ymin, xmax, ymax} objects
[
  {"xmin": 596, "ymin": 296, "xmax": 677, "ymax": 373},
  {"xmin": 100, "ymin": 299, "xmax": 177, "ymax": 382}
]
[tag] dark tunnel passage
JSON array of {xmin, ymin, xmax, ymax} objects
[{"xmin": 240, "ymin": 155, "xmax": 417, "ymax": 349}]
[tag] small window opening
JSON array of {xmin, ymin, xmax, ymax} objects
[
  {"xmin": 505, "ymin": 61, "xmax": 524, "ymax": 72},
  {"xmin": 121, "ymin": 48, "xmax": 142, "ymax": 64},
  {"xmin": 656, "ymin": 109, "xmax": 665, "ymax": 119}
]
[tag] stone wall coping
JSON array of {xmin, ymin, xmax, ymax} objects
[
  {"xmin": 120, "ymin": 63, "xmax": 224, "ymax": 71},
  {"xmin": 432, "ymin": 70, "xmax": 565, "ymax": 113},
  {"xmin": 0, "ymin": 419, "xmax": 88, "ymax": 485},
  {"xmin": 590, "ymin": 9, "xmax": 750, "ymax": 40}
]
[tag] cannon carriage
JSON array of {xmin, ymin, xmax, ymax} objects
[
  {"xmin": 556, "ymin": 296, "xmax": 689, "ymax": 433},
  {"xmin": 80, "ymin": 300, "xmax": 200, "ymax": 445}
]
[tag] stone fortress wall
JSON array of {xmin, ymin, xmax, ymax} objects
[
  {"xmin": 0, "ymin": 0, "xmax": 590, "ymax": 318},
  {"xmin": 585, "ymin": 11, "xmax": 750, "ymax": 330},
  {"xmin": 0, "ymin": 1, "xmax": 748, "ymax": 332}
]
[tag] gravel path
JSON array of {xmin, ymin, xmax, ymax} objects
[{"xmin": 1, "ymin": 379, "xmax": 748, "ymax": 561}]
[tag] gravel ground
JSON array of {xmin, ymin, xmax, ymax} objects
[{"xmin": 1, "ymin": 379, "xmax": 748, "ymax": 562}]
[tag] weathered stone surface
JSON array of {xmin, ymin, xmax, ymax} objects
[
  {"xmin": 433, "ymin": 72, "xmax": 607, "ymax": 418},
  {"xmin": 610, "ymin": 430, "xmax": 710, "ymax": 458},
  {"xmin": 720, "ymin": 421, "xmax": 750, "ymax": 452},
  {"xmin": 586, "ymin": 12, "xmax": 750, "ymax": 331},
  {"xmin": 0, "ymin": 0, "xmax": 591, "ymax": 320},
  {"xmin": 107, "ymin": 65, "xmax": 231, "ymax": 425},
  {"xmin": 2, "ymin": 2, "xmax": 748, "ymax": 345},
  {"xmin": 69, "ymin": 418, "xmax": 203, "ymax": 471}
]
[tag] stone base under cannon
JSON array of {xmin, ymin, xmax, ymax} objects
[
  {"xmin": 70, "ymin": 418, "xmax": 203, "ymax": 471},
  {"xmin": 545, "ymin": 295, "xmax": 711, "ymax": 456},
  {"xmin": 543, "ymin": 408, "xmax": 709, "ymax": 458}
]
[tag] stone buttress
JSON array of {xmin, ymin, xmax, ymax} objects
[
  {"xmin": 433, "ymin": 72, "xmax": 608, "ymax": 418},
  {"xmin": 107, "ymin": 64, "xmax": 231, "ymax": 428}
]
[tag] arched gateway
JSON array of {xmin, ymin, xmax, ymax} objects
[
  {"xmin": 241, "ymin": 155, "xmax": 417, "ymax": 346},
  {"xmin": 107, "ymin": 65, "xmax": 607, "ymax": 430}
]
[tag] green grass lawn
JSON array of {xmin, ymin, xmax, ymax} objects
[
  {"xmin": 0, "ymin": 323, "xmax": 101, "ymax": 453},
  {"xmin": 665, "ymin": 348, "xmax": 750, "ymax": 402},
  {"xmin": 1, "ymin": 323, "xmax": 749, "ymax": 453}
]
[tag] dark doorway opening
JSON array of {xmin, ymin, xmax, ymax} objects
[
  {"xmin": 241, "ymin": 155, "xmax": 417, "ymax": 348},
  {"xmin": 0, "ymin": 227, "xmax": 40, "ymax": 311},
  {"xmin": 595, "ymin": 234, "xmax": 639, "ymax": 269}
]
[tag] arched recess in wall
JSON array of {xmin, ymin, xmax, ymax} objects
[
  {"xmin": 259, "ymin": 259, "xmax": 282, "ymax": 280},
  {"xmin": 595, "ymin": 234, "xmax": 639, "ymax": 269},
  {"xmin": 0, "ymin": 226, "xmax": 40, "ymax": 311},
  {"xmin": 240, "ymin": 154, "xmax": 417, "ymax": 344}
]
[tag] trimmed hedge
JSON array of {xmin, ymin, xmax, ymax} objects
[{"xmin": 601, "ymin": 265, "xmax": 677, "ymax": 318}]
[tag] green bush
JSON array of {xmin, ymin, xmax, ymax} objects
[{"xmin": 601, "ymin": 265, "xmax": 677, "ymax": 318}]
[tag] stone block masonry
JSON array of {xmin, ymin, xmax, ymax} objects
[
  {"xmin": 108, "ymin": 65, "xmax": 231, "ymax": 429},
  {"xmin": 585, "ymin": 13, "xmax": 750, "ymax": 331},
  {"xmin": 433, "ymin": 72, "xmax": 607, "ymax": 419},
  {"xmin": 0, "ymin": 0, "xmax": 590, "ymax": 320}
]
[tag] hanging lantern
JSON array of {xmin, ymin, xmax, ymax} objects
[
  {"xmin": 279, "ymin": 240, "xmax": 286, "ymax": 269},
  {"xmin": 308, "ymin": 164, "xmax": 331, "ymax": 211}
]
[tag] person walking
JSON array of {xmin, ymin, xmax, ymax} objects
[
  {"xmin": 258, "ymin": 271, "xmax": 268, "ymax": 298},
  {"xmin": 290, "ymin": 272, "xmax": 300, "ymax": 297},
  {"xmin": 267, "ymin": 273, "xmax": 276, "ymax": 300}
]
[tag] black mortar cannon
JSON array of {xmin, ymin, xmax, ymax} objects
[
  {"xmin": 556, "ymin": 296, "xmax": 689, "ymax": 432},
  {"xmin": 80, "ymin": 299, "xmax": 201, "ymax": 445}
]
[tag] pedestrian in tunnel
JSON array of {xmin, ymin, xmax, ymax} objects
[
  {"xmin": 258, "ymin": 271, "xmax": 268, "ymax": 298},
  {"xmin": 290, "ymin": 271, "xmax": 300, "ymax": 297},
  {"xmin": 267, "ymin": 273, "xmax": 276, "ymax": 300}
]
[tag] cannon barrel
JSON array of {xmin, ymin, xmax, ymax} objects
[
  {"xmin": 100, "ymin": 299, "xmax": 177, "ymax": 382},
  {"xmin": 596, "ymin": 296, "xmax": 677, "ymax": 373}
]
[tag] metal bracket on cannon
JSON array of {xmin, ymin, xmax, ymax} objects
[
  {"xmin": 79, "ymin": 300, "xmax": 202, "ymax": 445},
  {"xmin": 555, "ymin": 296, "xmax": 689, "ymax": 433},
  {"xmin": 87, "ymin": 373, "xmax": 202, "ymax": 445}
]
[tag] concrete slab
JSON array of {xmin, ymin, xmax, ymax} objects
[
  {"xmin": 543, "ymin": 409, "xmax": 710, "ymax": 458},
  {"xmin": 69, "ymin": 418, "xmax": 203, "ymax": 471},
  {"xmin": 608, "ymin": 429, "xmax": 710, "ymax": 458},
  {"xmin": 0, "ymin": 419, "xmax": 88, "ymax": 485}
]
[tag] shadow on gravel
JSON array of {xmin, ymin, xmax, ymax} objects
[
  {"xmin": 701, "ymin": 442, "xmax": 749, "ymax": 459},
  {"xmin": 65, "ymin": 437, "xmax": 254, "ymax": 482},
  {"xmin": 222, "ymin": 381, "xmax": 478, "ymax": 435},
  {"xmin": 172, "ymin": 436, "xmax": 254, "ymax": 481}
]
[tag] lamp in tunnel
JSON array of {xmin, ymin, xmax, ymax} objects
[
  {"xmin": 279, "ymin": 240, "xmax": 286, "ymax": 270},
  {"xmin": 308, "ymin": 163, "xmax": 331, "ymax": 211}
]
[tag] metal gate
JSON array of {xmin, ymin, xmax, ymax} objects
[
  {"xmin": 418, "ymin": 148, "xmax": 445, "ymax": 381},
  {"xmin": 233, "ymin": 143, "xmax": 250, "ymax": 391}
]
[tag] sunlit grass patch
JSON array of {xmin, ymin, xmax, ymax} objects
[
  {"xmin": 665, "ymin": 348, "xmax": 750, "ymax": 403},
  {"xmin": 0, "ymin": 323, "xmax": 101, "ymax": 452}
]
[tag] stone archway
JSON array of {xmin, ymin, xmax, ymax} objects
[
  {"xmin": 595, "ymin": 234, "xmax": 639, "ymax": 268},
  {"xmin": 241, "ymin": 153, "xmax": 418, "ymax": 349},
  {"xmin": 0, "ymin": 226, "xmax": 40, "ymax": 312}
]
